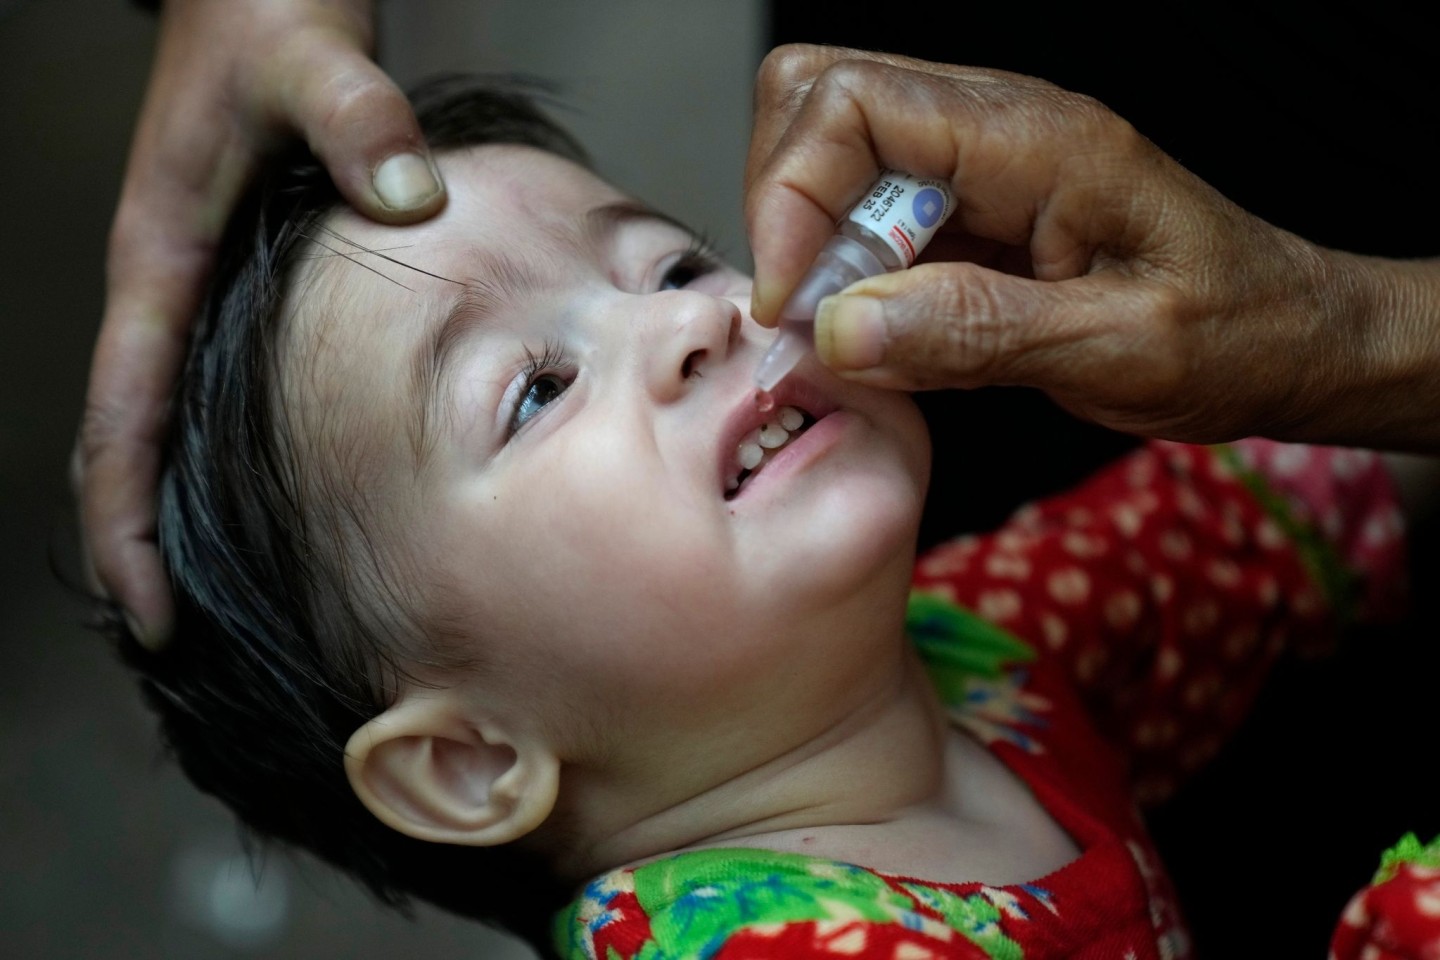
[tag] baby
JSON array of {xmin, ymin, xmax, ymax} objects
[{"xmin": 123, "ymin": 77, "xmax": 1416, "ymax": 959}]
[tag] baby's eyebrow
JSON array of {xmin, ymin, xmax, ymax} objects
[
  {"xmin": 409, "ymin": 251, "xmax": 544, "ymax": 463},
  {"xmin": 408, "ymin": 200, "xmax": 704, "ymax": 463},
  {"xmin": 581, "ymin": 200, "xmax": 698, "ymax": 248}
]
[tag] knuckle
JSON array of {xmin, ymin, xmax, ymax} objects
[
  {"xmin": 1056, "ymin": 89, "xmax": 1143, "ymax": 154},
  {"xmin": 1102, "ymin": 112, "xmax": 1149, "ymax": 161},
  {"xmin": 77, "ymin": 397, "xmax": 125, "ymax": 465},
  {"xmin": 314, "ymin": 70, "xmax": 409, "ymax": 145},
  {"xmin": 904, "ymin": 266, "xmax": 1009, "ymax": 386},
  {"xmin": 756, "ymin": 43, "xmax": 826, "ymax": 94},
  {"xmin": 1048, "ymin": 88, "xmax": 1108, "ymax": 120},
  {"xmin": 754, "ymin": 44, "xmax": 830, "ymax": 122},
  {"xmin": 103, "ymin": 242, "xmax": 165, "ymax": 299},
  {"xmin": 813, "ymin": 58, "xmax": 888, "ymax": 99},
  {"xmin": 757, "ymin": 49, "xmax": 896, "ymax": 118},
  {"xmin": 780, "ymin": 58, "xmax": 891, "ymax": 130},
  {"xmin": 1023, "ymin": 87, "xmax": 1129, "ymax": 150},
  {"xmin": 104, "ymin": 196, "xmax": 213, "ymax": 285}
]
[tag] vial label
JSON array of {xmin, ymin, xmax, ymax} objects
[{"xmin": 847, "ymin": 169, "xmax": 954, "ymax": 267}]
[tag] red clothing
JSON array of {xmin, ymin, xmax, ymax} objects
[{"xmin": 556, "ymin": 439, "xmax": 1406, "ymax": 959}]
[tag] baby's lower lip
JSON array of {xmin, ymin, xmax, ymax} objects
[{"xmin": 729, "ymin": 410, "xmax": 848, "ymax": 502}]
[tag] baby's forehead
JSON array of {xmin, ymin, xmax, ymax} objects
[
  {"xmin": 276, "ymin": 145, "xmax": 631, "ymax": 471},
  {"xmin": 291, "ymin": 144, "xmax": 612, "ymax": 330},
  {"xmin": 332, "ymin": 144, "xmax": 626, "ymax": 260}
]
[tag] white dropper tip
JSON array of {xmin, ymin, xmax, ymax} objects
[{"xmin": 753, "ymin": 327, "xmax": 809, "ymax": 392}]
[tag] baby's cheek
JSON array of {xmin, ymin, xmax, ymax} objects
[{"xmin": 521, "ymin": 443, "xmax": 713, "ymax": 565}]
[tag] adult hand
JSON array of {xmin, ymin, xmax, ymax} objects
[
  {"xmin": 745, "ymin": 44, "xmax": 1440, "ymax": 452},
  {"xmin": 79, "ymin": 0, "xmax": 446, "ymax": 648}
]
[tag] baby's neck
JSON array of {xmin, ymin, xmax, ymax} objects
[
  {"xmin": 554, "ymin": 646, "xmax": 1078, "ymax": 888},
  {"xmin": 711, "ymin": 726, "xmax": 1081, "ymax": 886}
]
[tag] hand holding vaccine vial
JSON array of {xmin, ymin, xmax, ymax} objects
[{"xmin": 753, "ymin": 170, "xmax": 955, "ymax": 399}]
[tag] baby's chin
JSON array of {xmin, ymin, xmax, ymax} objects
[
  {"xmin": 846, "ymin": 380, "xmax": 933, "ymax": 497},
  {"xmin": 746, "ymin": 463, "xmax": 925, "ymax": 610}
]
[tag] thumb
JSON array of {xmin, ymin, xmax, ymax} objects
[
  {"xmin": 263, "ymin": 31, "xmax": 446, "ymax": 223},
  {"xmin": 812, "ymin": 261, "xmax": 1157, "ymax": 396}
]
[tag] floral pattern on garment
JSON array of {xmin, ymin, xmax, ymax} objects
[
  {"xmin": 905, "ymin": 592, "xmax": 1052, "ymax": 755},
  {"xmin": 560, "ymin": 847, "xmax": 1030, "ymax": 960}
]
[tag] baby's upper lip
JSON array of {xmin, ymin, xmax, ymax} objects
[{"xmin": 714, "ymin": 373, "xmax": 839, "ymax": 496}]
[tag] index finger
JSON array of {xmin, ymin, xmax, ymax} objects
[
  {"xmin": 79, "ymin": 69, "xmax": 266, "ymax": 646},
  {"xmin": 258, "ymin": 28, "xmax": 447, "ymax": 224},
  {"xmin": 745, "ymin": 48, "xmax": 1071, "ymax": 325},
  {"xmin": 81, "ymin": 287, "xmax": 190, "ymax": 648},
  {"xmin": 745, "ymin": 44, "xmax": 992, "ymax": 192}
]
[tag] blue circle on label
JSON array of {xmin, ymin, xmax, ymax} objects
[{"xmin": 912, "ymin": 188, "xmax": 944, "ymax": 229}]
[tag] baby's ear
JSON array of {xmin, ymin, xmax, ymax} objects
[{"xmin": 343, "ymin": 692, "xmax": 559, "ymax": 846}]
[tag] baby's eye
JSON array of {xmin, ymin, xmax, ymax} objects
[
  {"xmin": 659, "ymin": 248, "xmax": 721, "ymax": 291},
  {"xmin": 512, "ymin": 372, "xmax": 569, "ymax": 432}
]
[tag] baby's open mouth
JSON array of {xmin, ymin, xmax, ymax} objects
[{"xmin": 725, "ymin": 405, "xmax": 817, "ymax": 500}]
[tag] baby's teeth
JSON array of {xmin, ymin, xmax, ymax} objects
[
  {"xmin": 757, "ymin": 422, "xmax": 789, "ymax": 449},
  {"xmin": 778, "ymin": 406, "xmax": 804, "ymax": 431},
  {"xmin": 738, "ymin": 442, "xmax": 764, "ymax": 470},
  {"xmin": 726, "ymin": 476, "xmax": 739, "ymax": 492}
]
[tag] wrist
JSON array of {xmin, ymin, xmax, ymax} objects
[{"xmin": 1299, "ymin": 249, "xmax": 1440, "ymax": 451}]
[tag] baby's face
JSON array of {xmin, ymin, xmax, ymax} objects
[{"xmin": 288, "ymin": 145, "xmax": 930, "ymax": 773}]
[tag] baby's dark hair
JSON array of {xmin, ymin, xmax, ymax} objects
[{"xmin": 116, "ymin": 77, "xmax": 587, "ymax": 952}]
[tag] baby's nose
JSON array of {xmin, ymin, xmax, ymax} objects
[{"xmin": 640, "ymin": 291, "xmax": 741, "ymax": 402}]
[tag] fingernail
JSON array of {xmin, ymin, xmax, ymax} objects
[
  {"xmin": 748, "ymin": 290, "xmax": 763, "ymax": 321},
  {"xmin": 749, "ymin": 283, "xmax": 776, "ymax": 327},
  {"xmin": 373, "ymin": 153, "xmax": 441, "ymax": 210},
  {"xmin": 816, "ymin": 295, "xmax": 886, "ymax": 370},
  {"xmin": 123, "ymin": 607, "xmax": 172, "ymax": 653},
  {"xmin": 122, "ymin": 609, "xmax": 150, "ymax": 647}
]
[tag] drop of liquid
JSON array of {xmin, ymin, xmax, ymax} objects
[{"xmin": 754, "ymin": 389, "xmax": 775, "ymax": 413}]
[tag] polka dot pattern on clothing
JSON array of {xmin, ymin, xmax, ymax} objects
[{"xmin": 912, "ymin": 439, "xmax": 1406, "ymax": 803}]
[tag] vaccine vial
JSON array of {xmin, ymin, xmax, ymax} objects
[{"xmin": 753, "ymin": 169, "xmax": 954, "ymax": 396}]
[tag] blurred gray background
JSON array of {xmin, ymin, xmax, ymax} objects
[{"xmin": 0, "ymin": 1, "xmax": 764, "ymax": 956}]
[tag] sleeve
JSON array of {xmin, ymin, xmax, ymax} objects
[
  {"xmin": 1332, "ymin": 834, "xmax": 1440, "ymax": 960},
  {"xmin": 911, "ymin": 438, "xmax": 1406, "ymax": 803}
]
